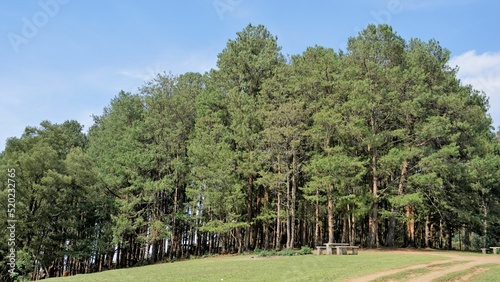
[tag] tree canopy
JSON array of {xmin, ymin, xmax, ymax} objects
[{"xmin": 1, "ymin": 23, "xmax": 499, "ymax": 280}]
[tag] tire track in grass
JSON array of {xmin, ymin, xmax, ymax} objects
[
  {"xmin": 370, "ymin": 260, "xmax": 471, "ymax": 282},
  {"xmin": 432, "ymin": 264, "xmax": 495, "ymax": 282},
  {"xmin": 346, "ymin": 250, "xmax": 500, "ymax": 282},
  {"xmin": 346, "ymin": 259, "xmax": 458, "ymax": 282},
  {"xmin": 411, "ymin": 261, "xmax": 489, "ymax": 282},
  {"xmin": 411, "ymin": 257, "xmax": 500, "ymax": 282}
]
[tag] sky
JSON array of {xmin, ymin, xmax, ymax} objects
[{"xmin": 1, "ymin": 0, "xmax": 500, "ymax": 151}]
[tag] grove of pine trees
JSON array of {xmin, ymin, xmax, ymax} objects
[{"xmin": 1, "ymin": 24, "xmax": 499, "ymax": 280}]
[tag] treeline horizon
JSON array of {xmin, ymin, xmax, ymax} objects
[{"xmin": 1, "ymin": 23, "xmax": 500, "ymax": 280}]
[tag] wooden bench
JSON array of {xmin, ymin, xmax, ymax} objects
[
  {"xmin": 490, "ymin": 247, "xmax": 500, "ymax": 254},
  {"xmin": 335, "ymin": 246, "xmax": 359, "ymax": 255}
]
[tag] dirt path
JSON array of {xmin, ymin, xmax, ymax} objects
[{"xmin": 347, "ymin": 250, "xmax": 500, "ymax": 282}]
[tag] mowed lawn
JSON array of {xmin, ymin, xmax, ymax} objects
[{"xmin": 48, "ymin": 251, "xmax": 448, "ymax": 282}]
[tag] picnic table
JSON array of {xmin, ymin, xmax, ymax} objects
[
  {"xmin": 333, "ymin": 245, "xmax": 359, "ymax": 255},
  {"xmin": 316, "ymin": 243, "xmax": 359, "ymax": 255}
]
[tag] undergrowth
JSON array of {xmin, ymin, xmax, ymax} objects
[{"xmin": 253, "ymin": 246, "xmax": 312, "ymax": 257}]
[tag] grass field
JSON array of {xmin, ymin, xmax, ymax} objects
[{"xmin": 47, "ymin": 250, "xmax": 500, "ymax": 281}]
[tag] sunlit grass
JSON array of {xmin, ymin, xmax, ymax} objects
[
  {"xmin": 371, "ymin": 260, "xmax": 470, "ymax": 282},
  {"xmin": 49, "ymin": 252, "xmax": 447, "ymax": 282},
  {"xmin": 469, "ymin": 264, "xmax": 500, "ymax": 282}
]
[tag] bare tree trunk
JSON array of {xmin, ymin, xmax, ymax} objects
[
  {"xmin": 314, "ymin": 187, "xmax": 320, "ymax": 246},
  {"xmin": 286, "ymin": 173, "xmax": 292, "ymax": 249},
  {"xmin": 350, "ymin": 210, "xmax": 356, "ymax": 244},
  {"xmin": 446, "ymin": 225, "xmax": 452, "ymax": 250},
  {"xmin": 368, "ymin": 144, "xmax": 379, "ymax": 248},
  {"xmin": 425, "ymin": 216, "xmax": 430, "ymax": 248},
  {"xmin": 439, "ymin": 219, "xmax": 443, "ymax": 249},
  {"xmin": 482, "ymin": 196, "xmax": 488, "ymax": 248},
  {"xmin": 327, "ymin": 184, "xmax": 334, "ymax": 244},
  {"xmin": 275, "ymin": 156, "xmax": 282, "ymax": 250},
  {"xmin": 342, "ymin": 216, "xmax": 348, "ymax": 243},
  {"xmin": 388, "ymin": 159, "xmax": 408, "ymax": 247},
  {"xmin": 386, "ymin": 207, "xmax": 396, "ymax": 247},
  {"xmin": 246, "ymin": 176, "xmax": 253, "ymax": 251},
  {"xmin": 275, "ymin": 186, "xmax": 281, "ymax": 250},
  {"xmin": 264, "ymin": 189, "xmax": 270, "ymax": 249},
  {"xmin": 406, "ymin": 205, "xmax": 415, "ymax": 247},
  {"xmin": 290, "ymin": 151, "xmax": 297, "ymax": 249}
]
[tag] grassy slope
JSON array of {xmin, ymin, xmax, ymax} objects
[{"xmin": 48, "ymin": 252, "xmax": 447, "ymax": 282}]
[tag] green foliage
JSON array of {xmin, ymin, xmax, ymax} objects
[
  {"xmin": 0, "ymin": 120, "xmax": 103, "ymax": 279},
  {"xmin": 257, "ymin": 249, "xmax": 277, "ymax": 257},
  {"xmin": 299, "ymin": 246, "xmax": 312, "ymax": 255},
  {"xmin": 253, "ymin": 246, "xmax": 312, "ymax": 257},
  {"xmin": 1, "ymin": 23, "xmax": 498, "ymax": 278},
  {"xmin": 253, "ymin": 248, "xmax": 262, "ymax": 255},
  {"xmin": 277, "ymin": 249, "xmax": 298, "ymax": 256}
]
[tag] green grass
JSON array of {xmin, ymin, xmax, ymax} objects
[
  {"xmin": 469, "ymin": 264, "xmax": 500, "ymax": 282},
  {"xmin": 433, "ymin": 264, "xmax": 497, "ymax": 282},
  {"xmin": 372, "ymin": 267, "xmax": 431, "ymax": 282},
  {"xmin": 371, "ymin": 260, "xmax": 470, "ymax": 282},
  {"xmin": 47, "ymin": 252, "xmax": 447, "ymax": 282}
]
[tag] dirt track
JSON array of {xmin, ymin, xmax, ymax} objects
[{"xmin": 347, "ymin": 250, "xmax": 500, "ymax": 282}]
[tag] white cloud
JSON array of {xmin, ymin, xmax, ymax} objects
[{"xmin": 449, "ymin": 50, "xmax": 500, "ymax": 129}]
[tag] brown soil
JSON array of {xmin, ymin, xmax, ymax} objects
[{"xmin": 346, "ymin": 250, "xmax": 500, "ymax": 282}]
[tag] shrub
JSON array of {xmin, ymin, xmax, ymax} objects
[
  {"xmin": 258, "ymin": 249, "xmax": 277, "ymax": 257},
  {"xmin": 255, "ymin": 247, "xmax": 312, "ymax": 257},
  {"xmin": 299, "ymin": 246, "xmax": 312, "ymax": 255},
  {"xmin": 278, "ymin": 249, "xmax": 298, "ymax": 256},
  {"xmin": 253, "ymin": 248, "xmax": 262, "ymax": 255}
]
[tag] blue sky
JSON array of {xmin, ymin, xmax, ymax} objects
[{"xmin": 1, "ymin": 0, "xmax": 500, "ymax": 151}]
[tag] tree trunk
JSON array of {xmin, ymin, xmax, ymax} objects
[
  {"xmin": 170, "ymin": 185, "xmax": 179, "ymax": 259},
  {"xmin": 276, "ymin": 185, "xmax": 281, "ymax": 250},
  {"xmin": 327, "ymin": 184, "xmax": 334, "ymax": 244},
  {"xmin": 290, "ymin": 151, "xmax": 297, "ymax": 249},
  {"xmin": 406, "ymin": 205, "xmax": 415, "ymax": 247},
  {"xmin": 387, "ymin": 159, "xmax": 408, "ymax": 247},
  {"xmin": 314, "ymin": 187, "xmax": 320, "ymax": 246},
  {"xmin": 439, "ymin": 219, "xmax": 443, "ymax": 249},
  {"xmin": 246, "ymin": 176, "xmax": 254, "ymax": 250},
  {"xmin": 350, "ymin": 210, "xmax": 356, "ymax": 244},
  {"xmin": 482, "ymin": 196, "xmax": 488, "ymax": 248},
  {"xmin": 425, "ymin": 215, "xmax": 430, "ymax": 248},
  {"xmin": 286, "ymin": 172, "xmax": 292, "ymax": 249},
  {"xmin": 264, "ymin": 189, "xmax": 270, "ymax": 249},
  {"xmin": 368, "ymin": 143, "xmax": 379, "ymax": 248},
  {"xmin": 386, "ymin": 207, "xmax": 396, "ymax": 247},
  {"xmin": 446, "ymin": 225, "xmax": 452, "ymax": 250}
]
